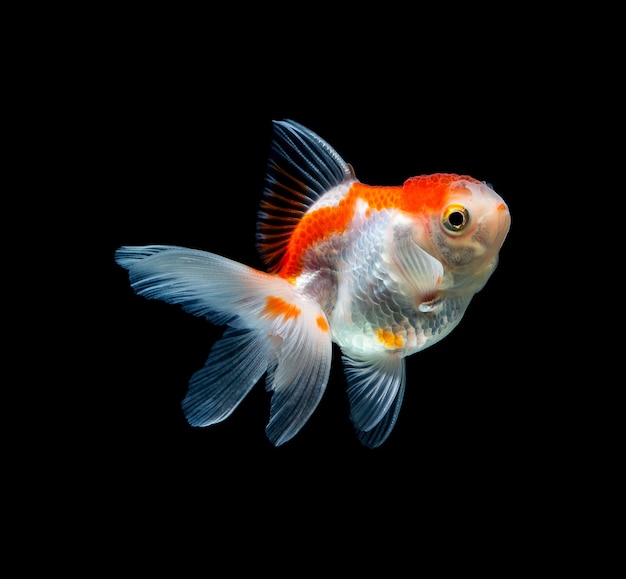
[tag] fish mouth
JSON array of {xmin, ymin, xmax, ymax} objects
[
  {"xmin": 475, "ymin": 201, "xmax": 510, "ymax": 251},
  {"xmin": 497, "ymin": 202, "xmax": 511, "ymax": 245}
]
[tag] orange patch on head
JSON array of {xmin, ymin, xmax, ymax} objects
[
  {"xmin": 264, "ymin": 296, "xmax": 301, "ymax": 320},
  {"xmin": 316, "ymin": 315, "xmax": 329, "ymax": 332},
  {"xmin": 402, "ymin": 173, "xmax": 481, "ymax": 214}
]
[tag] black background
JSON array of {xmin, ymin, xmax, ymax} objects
[{"xmin": 43, "ymin": 11, "xmax": 613, "ymax": 567}]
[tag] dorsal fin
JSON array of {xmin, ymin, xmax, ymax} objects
[{"xmin": 256, "ymin": 119, "xmax": 355, "ymax": 273}]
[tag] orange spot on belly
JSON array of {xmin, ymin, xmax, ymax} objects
[
  {"xmin": 264, "ymin": 296, "xmax": 301, "ymax": 320},
  {"xmin": 375, "ymin": 328, "xmax": 404, "ymax": 349}
]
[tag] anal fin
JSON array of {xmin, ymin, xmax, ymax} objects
[{"xmin": 342, "ymin": 352, "xmax": 406, "ymax": 448}]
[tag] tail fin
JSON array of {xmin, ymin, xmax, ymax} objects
[{"xmin": 115, "ymin": 245, "xmax": 333, "ymax": 446}]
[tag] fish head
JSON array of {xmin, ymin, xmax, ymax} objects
[{"xmin": 405, "ymin": 174, "xmax": 511, "ymax": 290}]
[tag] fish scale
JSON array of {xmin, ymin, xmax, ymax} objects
[{"xmin": 333, "ymin": 207, "xmax": 408, "ymax": 355}]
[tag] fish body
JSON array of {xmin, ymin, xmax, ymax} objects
[{"xmin": 116, "ymin": 120, "xmax": 511, "ymax": 448}]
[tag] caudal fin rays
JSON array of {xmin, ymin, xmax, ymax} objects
[
  {"xmin": 116, "ymin": 244, "xmax": 334, "ymax": 447},
  {"xmin": 182, "ymin": 327, "xmax": 270, "ymax": 427}
]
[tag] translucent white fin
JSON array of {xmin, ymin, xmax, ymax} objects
[
  {"xmin": 115, "ymin": 244, "xmax": 333, "ymax": 446},
  {"xmin": 342, "ymin": 352, "xmax": 406, "ymax": 448},
  {"xmin": 263, "ymin": 300, "xmax": 333, "ymax": 446},
  {"xmin": 388, "ymin": 230, "xmax": 444, "ymax": 302},
  {"xmin": 182, "ymin": 327, "xmax": 270, "ymax": 426},
  {"xmin": 115, "ymin": 244, "xmax": 285, "ymax": 327},
  {"xmin": 357, "ymin": 382, "xmax": 405, "ymax": 449}
]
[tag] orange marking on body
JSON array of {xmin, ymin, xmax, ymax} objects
[
  {"xmin": 375, "ymin": 328, "xmax": 404, "ymax": 349},
  {"xmin": 277, "ymin": 183, "xmax": 401, "ymax": 278},
  {"xmin": 316, "ymin": 315, "xmax": 329, "ymax": 332},
  {"xmin": 264, "ymin": 296, "xmax": 301, "ymax": 320},
  {"xmin": 276, "ymin": 174, "xmax": 479, "ymax": 278}
]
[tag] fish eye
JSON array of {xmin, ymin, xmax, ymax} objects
[{"xmin": 442, "ymin": 204, "xmax": 470, "ymax": 233}]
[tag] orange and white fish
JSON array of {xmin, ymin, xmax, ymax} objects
[{"xmin": 116, "ymin": 119, "xmax": 511, "ymax": 448}]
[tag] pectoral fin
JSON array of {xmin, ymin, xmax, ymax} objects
[{"xmin": 387, "ymin": 230, "xmax": 444, "ymax": 305}]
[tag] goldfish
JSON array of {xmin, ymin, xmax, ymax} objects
[{"xmin": 115, "ymin": 119, "xmax": 511, "ymax": 448}]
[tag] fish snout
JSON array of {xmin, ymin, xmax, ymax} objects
[{"xmin": 496, "ymin": 201, "xmax": 511, "ymax": 246}]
